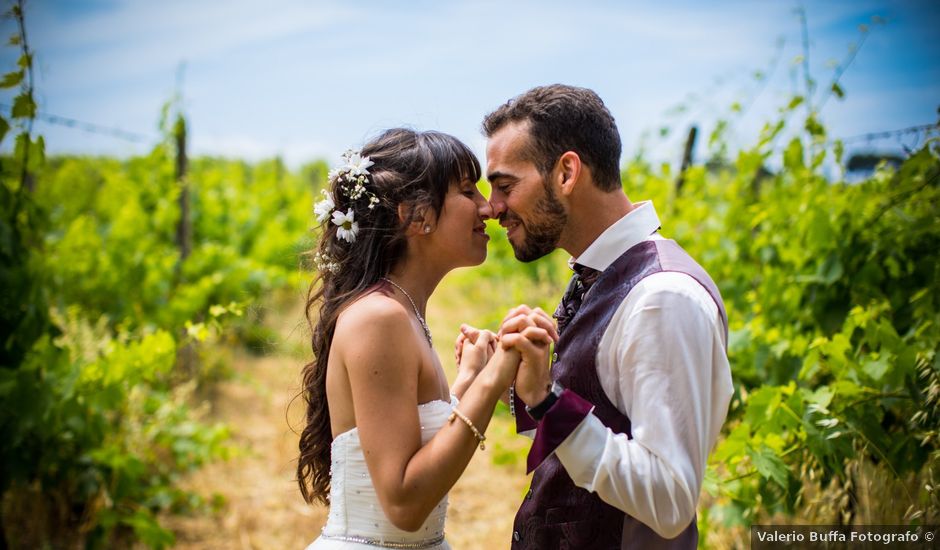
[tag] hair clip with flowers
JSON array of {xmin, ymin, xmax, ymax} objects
[
  {"xmin": 313, "ymin": 149, "xmax": 381, "ymax": 245},
  {"xmin": 313, "ymin": 251, "xmax": 340, "ymax": 274}
]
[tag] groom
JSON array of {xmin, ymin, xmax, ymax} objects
[{"xmin": 483, "ymin": 85, "xmax": 733, "ymax": 549}]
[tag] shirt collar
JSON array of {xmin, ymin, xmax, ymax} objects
[{"xmin": 570, "ymin": 201, "xmax": 661, "ymax": 272}]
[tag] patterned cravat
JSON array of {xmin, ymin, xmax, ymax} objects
[{"xmin": 552, "ymin": 263, "xmax": 602, "ymax": 335}]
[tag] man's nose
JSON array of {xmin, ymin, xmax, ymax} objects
[{"xmin": 488, "ymin": 192, "xmax": 506, "ymax": 218}]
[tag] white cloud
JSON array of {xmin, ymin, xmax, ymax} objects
[
  {"xmin": 28, "ymin": 1, "xmax": 356, "ymax": 93},
  {"xmin": 192, "ymin": 132, "xmax": 331, "ymax": 168},
  {"xmin": 3, "ymin": 0, "xmax": 935, "ymax": 168}
]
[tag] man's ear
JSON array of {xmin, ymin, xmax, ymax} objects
[{"xmin": 555, "ymin": 151, "xmax": 582, "ymax": 197}]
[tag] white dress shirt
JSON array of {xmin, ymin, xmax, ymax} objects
[{"xmin": 546, "ymin": 201, "xmax": 733, "ymax": 539}]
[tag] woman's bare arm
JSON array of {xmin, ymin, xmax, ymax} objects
[{"xmin": 334, "ymin": 296, "xmax": 518, "ymax": 531}]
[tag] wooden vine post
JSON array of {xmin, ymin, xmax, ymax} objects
[
  {"xmin": 675, "ymin": 125, "xmax": 697, "ymax": 196},
  {"xmin": 175, "ymin": 114, "xmax": 191, "ymax": 261}
]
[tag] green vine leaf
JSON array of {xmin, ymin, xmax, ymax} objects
[
  {"xmin": 11, "ymin": 92, "xmax": 35, "ymax": 118},
  {"xmin": 0, "ymin": 70, "xmax": 22, "ymax": 88},
  {"xmin": 831, "ymin": 82, "xmax": 845, "ymax": 99},
  {"xmin": 748, "ymin": 444, "xmax": 789, "ymax": 488}
]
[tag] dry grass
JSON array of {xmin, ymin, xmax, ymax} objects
[
  {"xmin": 161, "ymin": 353, "xmax": 320, "ymax": 549},
  {"xmin": 164, "ymin": 283, "xmax": 534, "ymax": 549},
  {"xmin": 165, "ymin": 266, "xmax": 940, "ymax": 549}
]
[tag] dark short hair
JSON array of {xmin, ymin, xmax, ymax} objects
[{"xmin": 482, "ymin": 84, "xmax": 622, "ymax": 191}]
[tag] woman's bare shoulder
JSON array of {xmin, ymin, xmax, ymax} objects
[
  {"xmin": 337, "ymin": 290, "xmax": 408, "ymax": 328},
  {"xmin": 333, "ymin": 291, "xmax": 414, "ymax": 355},
  {"xmin": 333, "ymin": 290, "xmax": 422, "ymax": 391}
]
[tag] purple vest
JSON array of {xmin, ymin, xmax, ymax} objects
[{"xmin": 512, "ymin": 239, "xmax": 728, "ymax": 550}]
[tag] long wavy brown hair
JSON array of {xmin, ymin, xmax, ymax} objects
[{"xmin": 298, "ymin": 128, "xmax": 481, "ymax": 504}]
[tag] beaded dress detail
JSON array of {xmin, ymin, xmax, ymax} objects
[{"xmin": 306, "ymin": 397, "xmax": 455, "ymax": 549}]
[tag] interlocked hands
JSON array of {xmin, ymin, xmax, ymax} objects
[{"xmin": 454, "ymin": 305, "xmax": 558, "ymax": 407}]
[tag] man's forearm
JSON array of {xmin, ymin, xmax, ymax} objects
[{"xmin": 555, "ymin": 413, "xmax": 698, "ymax": 539}]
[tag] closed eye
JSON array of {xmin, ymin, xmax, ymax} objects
[{"xmin": 487, "ymin": 171, "xmax": 517, "ymax": 194}]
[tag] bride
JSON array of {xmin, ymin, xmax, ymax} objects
[{"xmin": 299, "ymin": 128, "xmax": 552, "ymax": 549}]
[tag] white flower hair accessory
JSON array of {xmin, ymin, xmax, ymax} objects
[
  {"xmin": 344, "ymin": 150, "xmax": 374, "ymax": 177},
  {"xmin": 311, "ymin": 148, "xmax": 381, "ymax": 245},
  {"xmin": 313, "ymin": 251, "xmax": 339, "ymax": 274},
  {"xmin": 313, "ymin": 190, "xmax": 335, "ymax": 223},
  {"xmin": 332, "ymin": 208, "xmax": 359, "ymax": 243}
]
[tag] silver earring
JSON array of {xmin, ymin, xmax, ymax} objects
[{"xmin": 423, "ymin": 225, "xmax": 431, "ymax": 233}]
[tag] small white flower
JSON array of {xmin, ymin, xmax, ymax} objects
[
  {"xmin": 313, "ymin": 190, "xmax": 335, "ymax": 223},
  {"xmin": 332, "ymin": 208, "xmax": 359, "ymax": 243},
  {"xmin": 314, "ymin": 252, "xmax": 339, "ymax": 274},
  {"xmin": 346, "ymin": 182, "xmax": 366, "ymax": 199},
  {"xmin": 345, "ymin": 151, "xmax": 374, "ymax": 177},
  {"xmin": 328, "ymin": 168, "xmax": 342, "ymax": 181}
]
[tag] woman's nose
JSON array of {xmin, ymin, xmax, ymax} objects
[{"xmin": 478, "ymin": 199, "xmax": 495, "ymax": 220}]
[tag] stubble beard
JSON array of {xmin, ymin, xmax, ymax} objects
[{"xmin": 508, "ymin": 183, "xmax": 567, "ymax": 263}]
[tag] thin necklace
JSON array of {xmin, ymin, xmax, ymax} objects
[{"xmin": 381, "ymin": 277, "xmax": 432, "ymax": 346}]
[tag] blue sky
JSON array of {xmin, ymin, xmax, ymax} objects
[{"xmin": 2, "ymin": 0, "xmax": 938, "ymax": 169}]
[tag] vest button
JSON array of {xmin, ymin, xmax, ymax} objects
[
  {"xmin": 525, "ymin": 489, "xmax": 533, "ymax": 500},
  {"xmin": 552, "ymin": 352, "xmax": 558, "ymax": 363},
  {"xmin": 513, "ymin": 530, "xmax": 521, "ymax": 541}
]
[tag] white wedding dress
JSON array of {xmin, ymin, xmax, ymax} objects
[{"xmin": 306, "ymin": 397, "xmax": 455, "ymax": 549}]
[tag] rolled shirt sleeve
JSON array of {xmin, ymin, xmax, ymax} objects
[{"xmin": 524, "ymin": 389, "xmax": 594, "ymax": 473}]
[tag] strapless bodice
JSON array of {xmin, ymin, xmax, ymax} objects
[{"xmin": 306, "ymin": 397, "xmax": 456, "ymax": 550}]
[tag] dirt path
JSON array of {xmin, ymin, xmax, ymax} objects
[{"xmin": 166, "ymin": 300, "xmax": 531, "ymax": 549}]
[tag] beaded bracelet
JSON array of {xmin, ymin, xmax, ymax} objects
[{"xmin": 449, "ymin": 407, "xmax": 486, "ymax": 450}]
